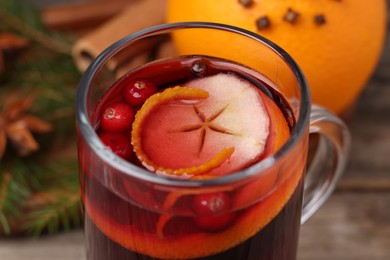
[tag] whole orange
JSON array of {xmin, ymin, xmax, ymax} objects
[{"xmin": 166, "ymin": 0, "xmax": 387, "ymax": 114}]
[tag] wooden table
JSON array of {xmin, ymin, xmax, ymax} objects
[{"xmin": 1, "ymin": 3, "xmax": 389, "ymax": 260}]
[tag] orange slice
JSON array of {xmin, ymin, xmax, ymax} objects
[{"xmin": 131, "ymin": 86, "xmax": 234, "ymax": 177}]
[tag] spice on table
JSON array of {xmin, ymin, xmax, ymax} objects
[{"xmin": 0, "ymin": 94, "xmax": 53, "ymax": 158}]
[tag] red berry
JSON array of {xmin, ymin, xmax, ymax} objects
[
  {"xmin": 122, "ymin": 79, "xmax": 157, "ymax": 106},
  {"xmin": 192, "ymin": 192, "xmax": 236, "ymax": 232},
  {"xmin": 98, "ymin": 132, "xmax": 133, "ymax": 160},
  {"xmin": 193, "ymin": 212, "xmax": 237, "ymax": 232},
  {"xmin": 193, "ymin": 192, "xmax": 231, "ymax": 214},
  {"xmin": 100, "ymin": 102, "xmax": 134, "ymax": 132}
]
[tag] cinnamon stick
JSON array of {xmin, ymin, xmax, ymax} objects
[
  {"xmin": 115, "ymin": 51, "xmax": 150, "ymax": 79},
  {"xmin": 72, "ymin": 0, "xmax": 167, "ymax": 72},
  {"xmin": 156, "ymin": 40, "xmax": 177, "ymax": 60},
  {"xmin": 41, "ymin": 0, "xmax": 133, "ymax": 32},
  {"xmin": 115, "ymin": 38, "xmax": 177, "ymax": 79}
]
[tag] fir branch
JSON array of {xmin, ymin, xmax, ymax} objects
[
  {"xmin": 0, "ymin": 155, "xmax": 80, "ymax": 235},
  {"xmin": 1, "ymin": 161, "xmax": 34, "ymax": 215},
  {"xmin": 24, "ymin": 189, "xmax": 81, "ymax": 236},
  {"xmin": 0, "ymin": 0, "xmax": 82, "ymax": 236},
  {"xmin": 0, "ymin": 211, "xmax": 10, "ymax": 234},
  {"xmin": 0, "ymin": 172, "xmax": 12, "ymax": 234},
  {"xmin": 0, "ymin": 3, "xmax": 72, "ymax": 54},
  {"xmin": 0, "ymin": 163, "xmax": 34, "ymax": 234},
  {"xmin": 23, "ymin": 157, "xmax": 81, "ymax": 236},
  {"xmin": 30, "ymin": 157, "xmax": 79, "ymax": 190},
  {"xmin": 2, "ymin": 44, "xmax": 80, "ymax": 136},
  {"xmin": 0, "ymin": 171, "xmax": 11, "ymax": 210}
]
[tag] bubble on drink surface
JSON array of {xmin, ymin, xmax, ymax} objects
[{"xmin": 191, "ymin": 60, "xmax": 208, "ymax": 77}]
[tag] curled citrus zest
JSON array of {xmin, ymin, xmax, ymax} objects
[
  {"xmin": 153, "ymin": 147, "xmax": 234, "ymax": 176},
  {"xmin": 156, "ymin": 214, "xmax": 172, "ymax": 239},
  {"xmin": 157, "ymin": 190, "xmax": 199, "ymax": 238},
  {"xmin": 132, "ymin": 86, "xmax": 235, "ymax": 176}
]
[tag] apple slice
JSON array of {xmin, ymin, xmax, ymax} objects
[
  {"xmin": 132, "ymin": 73, "xmax": 271, "ymax": 177},
  {"xmin": 132, "ymin": 86, "xmax": 234, "ymax": 177}
]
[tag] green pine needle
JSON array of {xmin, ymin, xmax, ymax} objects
[
  {"xmin": 23, "ymin": 189, "xmax": 81, "ymax": 236},
  {"xmin": 0, "ymin": 0, "xmax": 83, "ymax": 235},
  {"xmin": 0, "ymin": 163, "xmax": 33, "ymax": 215},
  {"xmin": 0, "ymin": 0, "xmax": 73, "ymax": 54},
  {"xmin": 0, "ymin": 212, "xmax": 10, "ymax": 235}
]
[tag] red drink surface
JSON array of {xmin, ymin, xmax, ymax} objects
[{"xmin": 80, "ymin": 56, "xmax": 305, "ymax": 260}]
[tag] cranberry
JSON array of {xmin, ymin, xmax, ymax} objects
[
  {"xmin": 98, "ymin": 132, "xmax": 133, "ymax": 160},
  {"xmin": 192, "ymin": 192, "xmax": 236, "ymax": 232},
  {"xmin": 100, "ymin": 102, "xmax": 135, "ymax": 132},
  {"xmin": 122, "ymin": 79, "xmax": 157, "ymax": 106}
]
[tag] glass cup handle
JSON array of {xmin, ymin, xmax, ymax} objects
[{"xmin": 301, "ymin": 105, "xmax": 351, "ymax": 224}]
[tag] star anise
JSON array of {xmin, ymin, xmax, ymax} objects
[{"xmin": 0, "ymin": 93, "xmax": 53, "ymax": 159}]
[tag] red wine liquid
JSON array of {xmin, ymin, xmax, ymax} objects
[
  {"xmin": 83, "ymin": 178, "xmax": 303, "ymax": 260},
  {"xmin": 81, "ymin": 56, "xmax": 303, "ymax": 260}
]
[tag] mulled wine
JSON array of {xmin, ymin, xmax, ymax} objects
[{"xmin": 79, "ymin": 56, "xmax": 305, "ymax": 260}]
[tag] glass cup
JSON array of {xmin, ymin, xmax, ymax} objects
[{"xmin": 76, "ymin": 22, "xmax": 351, "ymax": 260}]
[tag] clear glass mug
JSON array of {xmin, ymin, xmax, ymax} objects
[{"xmin": 76, "ymin": 22, "xmax": 351, "ymax": 260}]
